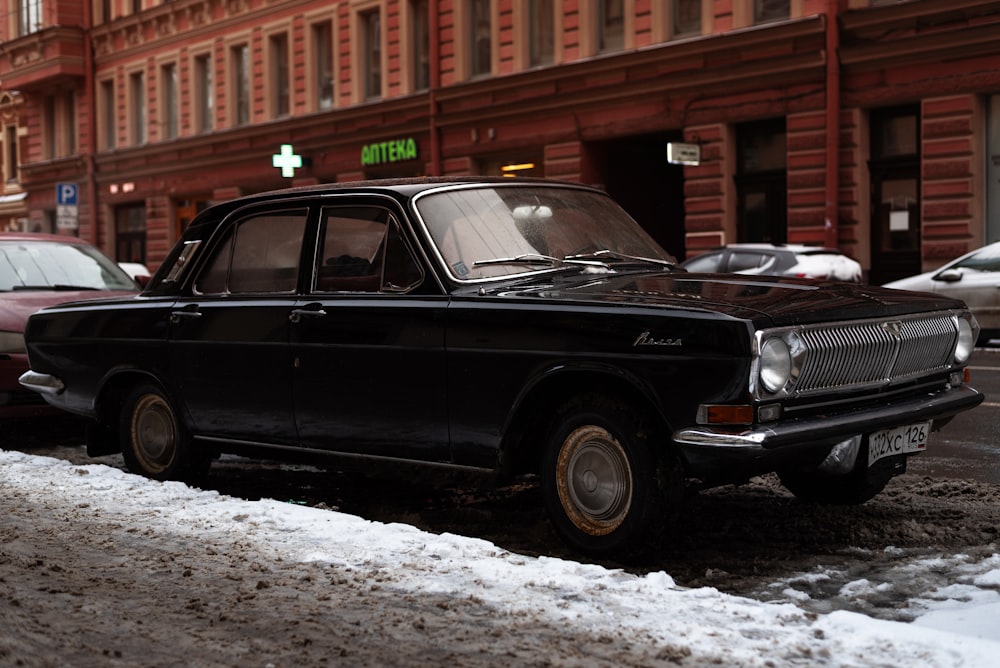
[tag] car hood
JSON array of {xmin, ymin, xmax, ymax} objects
[
  {"xmin": 482, "ymin": 271, "xmax": 968, "ymax": 327},
  {"xmin": 0, "ymin": 290, "xmax": 137, "ymax": 333}
]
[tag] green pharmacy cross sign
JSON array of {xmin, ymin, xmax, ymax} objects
[{"xmin": 272, "ymin": 144, "xmax": 303, "ymax": 178}]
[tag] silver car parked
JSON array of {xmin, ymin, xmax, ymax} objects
[{"xmin": 884, "ymin": 241, "xmax": 1000, "ymax": 343}]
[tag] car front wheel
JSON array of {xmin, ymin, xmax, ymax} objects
[
  {"xmin": 541, "ymin": 395, "xmax": 682, "ymax": 559},
  {"xmin": 120, "ymin": 383, "xmax": 200, "ymax": 481}
]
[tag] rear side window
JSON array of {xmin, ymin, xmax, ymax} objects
[
  {"xmin": 195, "ymin": 210, "xmax": 308, "ymax": 294},
  {"xmin": 315, "ymin": 206, "xmax": 422, "ymax": 293}
]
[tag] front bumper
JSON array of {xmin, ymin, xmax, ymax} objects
[{"xmin": 673, "ymin": 384, "xmax": 984, "ymax": 477}]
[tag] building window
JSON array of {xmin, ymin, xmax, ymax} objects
[
  {"xmin": 598, "ymin": 0, "xmax": 625, "ymax": 53},
  {"xmin": 100, "ymin": 80, "xmax": 116, "ymax": 150},
  {"xmin": 362, "ymin": 10, "xmax": 382, "ymax": 100},
  {"xmin": 161, "ymin": 63, "xmax": 179, "ymax": 140},
  {"xmin": 313, "ymin": 21, "xmax": 335, "ymax": 110},
  {"xmin": 232, "ymin": 44, "xmax": 250, "ymax": 126},
  {"xmin": 130, "ymin": 71, "xmax": 147, "ymax": 145},
  {"xmin": 194, "ymin": 54, "xmax": 214, "ymax": 133},
  {"xmin": 754, "ymin": 0, "xmax": 790, "ymax": 23},
  {"xmin": 529, "ymin": 0, "xmax": 554, "ymax": 67},
  {"xmin": 43, "ymin": 96, "xmax": 56, "ymax": 160},
  {"xmin": 17, "ymin": 0, "xmax": 42, "ymax": 36},
  {"xmin": 470, "ymin": 0, "xmax": 491, "ymax": 77},
  {"xmin": 42, "ymin": 92, "xmax": 77, "ymax": 159},
  {"xmin": 672, "ymin": 0, "xmax": 702, "ymax": 37},
  {"xmin": 411, "ymin": 0, "xmax": 431, "ymax": 91},
  {"xmin": 97, "ymin": 0, "xmax": 112, "ymax": 24},
  {"xmin": 270, "ymin": 33, "xmax": 290, "ymax": 118},
  {"xmin": 66, "ymin": 92, "xmax": 77, "ymax": 155},
  {"xmin": 4, "ymin": 126, "xmax": 18, "ymax": 184}
]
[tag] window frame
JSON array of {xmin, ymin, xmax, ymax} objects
[
  {"xmin": 266, "ymin": 29, "xmax": 291, "ymax": 119},
  {"xmin": 228, "ymin": 40, "xmax": 251, "ymax": 127},
  {"xmin": 160, "ymin": 60, "xmax": 179, "ymax": 140},
  {"xmin": 308, "ymin": 17, "xmax": 336, "ymax": 111},
  {"xmin": 127, "ymin": 68, "xmax": 147, "ymax": 146},
  {"xmin": 192, "ymin": 50, "xmax": 215, "ymax": 134},
  {"xmin": 98, "ymin": 78, "xmax": 116, "ymax": 150}
]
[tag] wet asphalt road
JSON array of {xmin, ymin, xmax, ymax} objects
[{"xmin": 915, "ymin": 345, "xmax": 1000, "ymax": 484}]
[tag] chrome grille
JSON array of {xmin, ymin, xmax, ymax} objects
[{"xmin": 793, "ymin": 314, "xmax": 957, "ymax": 395}]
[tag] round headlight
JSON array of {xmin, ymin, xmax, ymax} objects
[
  {"xmin": 954, "ymin": 318, "xmax": 975, "ymax": 365},
  {"xmin": 760, "ymin": 337, "xmax": 792, "ymax": 394}
]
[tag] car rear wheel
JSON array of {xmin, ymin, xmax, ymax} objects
[
  {"xmin": 541, "ymin": 394, "xmax": 682, "ymax": 559},
  {"xmin": 120, "ymin": 383, "xmax": 201, "ymax": 481}
]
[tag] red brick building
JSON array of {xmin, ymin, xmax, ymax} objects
[{"xmin": 2, "ymin": 0, "xmax": 999, "ymax": 283}]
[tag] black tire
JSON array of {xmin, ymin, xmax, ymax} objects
[
  {"xmin": 541, "ymin": 394, "xmax": 683, "ymax": 559},
  {"xmin": 120, "ymin": 383, "xmax": 203, "ymax": 481}
]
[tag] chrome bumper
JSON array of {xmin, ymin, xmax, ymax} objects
[{"xmin": 673, "ymin": 384, "xmax": 983, "ymax": 452}]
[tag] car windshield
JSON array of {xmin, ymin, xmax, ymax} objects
[
  {"xmin": 0, "ymin": 240, "xmax": 137, "ymax": 292},
  {"xmin": 415, "ymin": 184, "xmax": 676, "ymax": 281}
]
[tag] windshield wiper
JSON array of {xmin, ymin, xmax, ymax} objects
[
  {"xmin": 563, "ymin": 249, "xmax": 677, "ymax": 268},
  {"xmin": 473, "ymin": 253, "xmax": 564, "ymax": 268},
  {"xmin": 11, "ymin": 284, "xmax": 101, "ymax": 291}
]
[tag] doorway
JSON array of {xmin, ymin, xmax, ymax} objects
[
  {"xmin": 868, "ymin": 106, "xmax": 921, "ymax": 286},
  {"xmin": 598, "ymin": 133, "xmax": 686, "ymax": 260}
]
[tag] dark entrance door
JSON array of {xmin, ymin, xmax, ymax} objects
[
  {"xmin": 735, "ymin": 119, "xmax": 787, "ymax": 245},
  {"xmin": 869, "ymin": 106, "xmax": 921, "ymax": 286},
  {"xmin": 870, "ymin": 166, "xmax": 920, "ymax": 286},
  {"xmin": 600, "ymin": 134, "xmax": 686, "ymax": 260}
]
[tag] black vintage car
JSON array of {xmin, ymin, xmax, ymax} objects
[{"xmin": 20, "ymin": 178, "xmax": 983, "ymax": 557}]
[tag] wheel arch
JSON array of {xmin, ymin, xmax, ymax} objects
[
  {"xmin": 88, "ymin": 369, "xmax": 175, "ymax": 456},
  {"xmin": 499, "ymin": 362, "xmax": 674, "ymax": 479}
]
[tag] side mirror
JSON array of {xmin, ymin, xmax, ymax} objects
[{"xmin": 935, "ymin": 269, "xmax": 963, "ymax": 283}]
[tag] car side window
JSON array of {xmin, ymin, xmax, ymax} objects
[
  {"xmin": 315, "ymin": 207, "xmax": 422, "ymax": 293},
  {"xmin": 195, "ymin": 210, "xmax": 308, "ymax": 294},
  {"xmin": 682, "ymin": 252, "xmax": 721, "ymax": 273},
  {"xmin": 728, "ymin": 251, "xmax": 767, "ymax": 272}
]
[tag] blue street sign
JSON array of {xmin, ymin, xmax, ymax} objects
[{"xmin": 57, "ymin": 183, "xmax": 78, "ymax": 206}]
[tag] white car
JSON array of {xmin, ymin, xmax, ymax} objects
[
  {"xmin": 884, "ymin": 241, "xmax": 1000, "ymax": 343},
  {"xmin": 117, "ymin": 262, "xmax": 152, "ymax": 285},
  {"xmin": 680, "ymin": 244, "xmax": 863, "ymax": 282}
]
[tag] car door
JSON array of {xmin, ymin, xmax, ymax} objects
[
  {"xmin": 932, "ymin": 267, "xmax": 1000, "ymax": 332},
  {"xmin": 168, "ymin": 205, "xmax": 308, "ymax": 444},
  {"xmin": 290, "ymin": 204, "xmax": 450, "ymax": 462}
]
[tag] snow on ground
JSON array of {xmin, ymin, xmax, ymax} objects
[{"xmin": 4, "ymin": 448, "xmax": 1000, "ymax": 667}]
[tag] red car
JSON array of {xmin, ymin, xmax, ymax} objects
[{"xmin": 1, "ymin": 232, "xmax": 139, "ymax": 418}]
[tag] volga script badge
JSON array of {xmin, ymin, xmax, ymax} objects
[{"xmin": 634, "ymin": 331, "xmax": 682, "ymax": 347}]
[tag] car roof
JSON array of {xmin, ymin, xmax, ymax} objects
[
  {"xmin": 187, "ymin": 176, "xmax": 594, "ymax": 230},
  {"xmin": 0, "ymin": 232, "xmax": 91, "ymax": 245},
  {"xmin": 702, "ymin": 243, "xmax": 844, "ymax": 254}
]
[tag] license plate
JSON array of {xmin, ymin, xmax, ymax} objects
[{"xmin": 868, "ymin": 421, "xmax": 931, "ymax": 467}]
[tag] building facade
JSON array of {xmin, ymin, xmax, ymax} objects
[{"xmin": 2, "ymin": 0, "xmax": 1000, "ymax": 284}]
